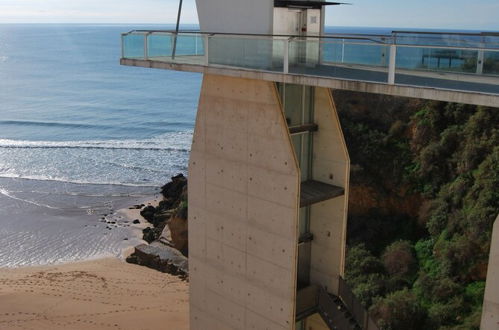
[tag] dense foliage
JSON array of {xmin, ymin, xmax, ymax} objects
[{"xmin": 336, "ymin": 94, "xmax": 499, "ymax": 329}]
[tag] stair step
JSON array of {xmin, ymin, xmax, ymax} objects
[
  {"xmin": 289, "ymin": 123, "xmax": 318, "ymax": 135},
  {"xmin": 300, "ymin": 180, "xmax": 344, "ymax": 207}
]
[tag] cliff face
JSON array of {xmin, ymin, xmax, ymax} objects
[
  {"xmin": 333, "ymin": 90, "xmax": 499, "ymax": 330},
  {"xmin": 333, "ymin": 90, "xmax": 426, "ymax": 219}
]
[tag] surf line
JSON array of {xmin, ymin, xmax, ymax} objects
[{"xmin": 0, "ymin": 187, "xmax": 59, "ymax": 210}]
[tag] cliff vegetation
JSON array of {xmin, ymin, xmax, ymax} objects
[{"xmin": 333, "ymin": 90, "xmax": 499, "ymax": 329}]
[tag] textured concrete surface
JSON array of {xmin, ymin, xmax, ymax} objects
[
  {"xmin": 308, "ymin": 87, "xmax": 349, "ymax": 304},
  {"xmin": 188, "ymin": 74, "xmax": 300, "ymax": 330}
]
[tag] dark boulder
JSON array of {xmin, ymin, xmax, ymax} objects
[
  {"xmin": 152, "ymin": 210, "xmax": 174, "ymax": 227},
  {"xmin": 140, "ymin": 205, "xmax": 156, "ymax": 222},
  {"xmin": 126, "ymin": 243, "xmax": 188, "ymax": 279},
  {"xmin": 160, "ymin": 174, "xmax": 187, "ymax": 200},
  {"xmin": 142, "ymin": 227, "xmax": 156, "ymax": 243}
]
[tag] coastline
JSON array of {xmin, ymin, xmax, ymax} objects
[
  {"xmin": 0, "ymin": 175, "xmax": 163, "ymax": 268},
  {"xmin": 111, "ymin": 197, "xmax": 161, "ymax": 260},
  {"xmin": 0, "ymin": 194, "xmax": 189, "ymax": 329},
  {"xmin": 0, "ymin": 257, "xmax": 189, "ymax": 330}
]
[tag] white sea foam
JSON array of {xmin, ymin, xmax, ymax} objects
[
  {"xmin": 0, "ymin": 131, "xmax": 192, "ymax": 187},
  {"xmin": 0, "ymin": 132, "xmax": 193, "ymax": 151},
  {"xmin": 0, "ymin": 187, "xmax": 59, "ymax": 209}
]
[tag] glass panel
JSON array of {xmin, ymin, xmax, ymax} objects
[
  {"xmin": 281, "ymin": 84, "xmax": 314, "ymax": 181},
  {"xmin": 283, "ymin": 84, "xmax": 303, "ymax": 126},
  {"xmin": 483, "ymin": 50, "xmax": 499, "ymax": 75},
  {"xmin": 174, "ymin": 34, "xmax": 205, "ymax": 56},
  {"xmin": 123, "ymin": 33, "xmax": 145, "ymax": 59},
  {"xmin": 289, "ymin": 38, "xmax": 389, "ymax": 83},
  {"xmin": 148, "ymin": 33, "xmax": 173, "ymax": 58},
  {"xmin": 208, "ymin": 36, "xmax": 284, "ymax": 71},
  {"xmin": 321, "ymin": 40, "xmax": 389, "ymax": 67},
  {"xmin": 394, "ymin": 32, "xmax": 484, "ymax": 48},
  {"xmin": 303, "ymin": 86, "xmax": 314, "ymax": 124},
  {"xmin": 301, "ymin": 134, "xmax": 311, "ymax": 182},
  {"xmin": 396, "ymin": 46, "xmax": 478, "ymax": 73},
  {"xmin": 289, "ymin": 38, "xmax": 320, "ymax": 67}
]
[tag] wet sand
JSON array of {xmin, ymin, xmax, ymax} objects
[{"xmin": 0, "ymin": 258, "xmax": 189, "ymax": 330}]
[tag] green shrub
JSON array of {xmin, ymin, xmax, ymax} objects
[{"xmin": 370, "ymin": 289, "xmax": 427, "ymax": 330}]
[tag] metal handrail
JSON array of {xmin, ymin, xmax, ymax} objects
[
  {"xmin": 122, "ymin": 29, "xmax": 499, "ymax": 47},
  {"xmin": 123, "ymin": 30, "xmax": 390, "ymax": 44},
  {"xmin": 393, "ymin": 30, "xmax": 499, "ymax": 37},
  {"xmin": 337, "ymin": 277, "xmax": 380, "ymax": 330}
]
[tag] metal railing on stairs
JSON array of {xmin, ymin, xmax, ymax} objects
[
  {"xmin": 296, "ymin": 278, "xmax": 380, "ymax": 330},
  {"xmin": 338, "ymin": 277, "xmax": 379, "ymax": 330}
]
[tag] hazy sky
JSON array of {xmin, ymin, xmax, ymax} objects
[{"xmin": 1, "ymin": 0, "xmax": 498, "ymax": 30}]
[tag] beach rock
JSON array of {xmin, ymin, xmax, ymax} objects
[
  {"xmin": 126, "ymin": 243, "xmax": 188, "ymax": 278},
  {"xmin": 152, "ymin": 210, "xmax": 174, "ymax": 227},
  {"xmin": 160, "ymin": 174, "xmax": 187, "ymax": 200},
  {"xmin": 142, "ymin": 227, "xmax": 156, "ymax": 243},
  {"xmin": 133, "ymin": 219, "xmax": 140, "ymax": 224},
  {"xmin": 158, "ymin": 199, "xmax": 175, "ymax": 211},
  {"xmin": 140, "ymin": 206, "xmax": 156, "ymax": 222}
]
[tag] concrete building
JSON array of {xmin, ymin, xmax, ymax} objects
[
  {"xmin": 120, "ymin": 1, "xmax": 499, "ymax": 329},
  {"xmin": 187, "ymin": 3, "xmax": 354, "ymax": 329}
]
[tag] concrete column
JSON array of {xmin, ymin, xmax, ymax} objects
[{"xmin": 189, "ymin": 74, "xmax": 300, "ymax": 330}]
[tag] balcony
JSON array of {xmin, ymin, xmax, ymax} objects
[{"xmin": 121, "ymin": 30, "xmax": 499, "ymax": 107}]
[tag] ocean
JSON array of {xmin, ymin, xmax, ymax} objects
[{"xmin": 0, "ymin": 24, "xmax": 201, "ymax": 267}]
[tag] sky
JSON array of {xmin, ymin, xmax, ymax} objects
[{"xmin": 0, "ymin": 0, "xmax": 498, "ymax": 30}]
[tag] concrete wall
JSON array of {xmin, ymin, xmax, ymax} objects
[
  {"xmin": 481, "ymin": 215, "xmax": 499, "ymax": 329},
  {"xmin": 308, "ymin": 88, "xmax": 350, "ymax": 294},
  {"xmin": 189, "ymin": 74, "xmax": 300, "ymax": 330},
  {"xmin": 195, "ymin": 0, "xmax": 273, "ymax": 34}
]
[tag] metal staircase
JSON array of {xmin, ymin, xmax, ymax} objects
[{"xmin": 296, "ymin": 280, "xmax": 379, "ymax": 330}]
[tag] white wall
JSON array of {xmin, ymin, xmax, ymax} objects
[{"xmin": 195, "ymin": 0, "xmax": 274, "ymax": 34}]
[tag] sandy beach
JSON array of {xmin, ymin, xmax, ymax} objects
[{"xmin": 0, "ymin": 257, "xmax": 189, "ymax": 330}]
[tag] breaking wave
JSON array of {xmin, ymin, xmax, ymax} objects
[{"xmin": 0, "ymin": 134, "xmax": 192, "ymax": 152}]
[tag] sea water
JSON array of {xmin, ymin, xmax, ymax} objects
[{"xmin": 0, "ymin": 24, "xmax": 201, "ymax": 266}]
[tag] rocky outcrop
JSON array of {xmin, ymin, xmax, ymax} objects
[
  {"xmin": 127, "ymin": 174, "xmax": 189, "ymax": 276},
  {"xmin": 126, "ymin": 243, "xmax": 188, "ymax": 279}
]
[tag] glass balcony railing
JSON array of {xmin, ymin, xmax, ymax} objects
[{"xmin": 121, "ymin": 30, "xmax": 499, "ymax": 95}]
